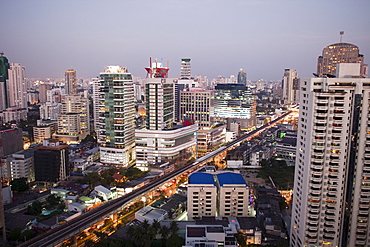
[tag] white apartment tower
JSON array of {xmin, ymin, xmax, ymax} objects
[
  {"xmin": 96, "ymin": 66, "xmax": 136, "ymax": 167},
  {"xmin": 180, "ymin": 58, "xmax": 191, "ymax": 80},
  {"xmin": 290, "ymin": 63, "xmax": 370, "ymax": 247},
  {"xmin": 282, "ymin": 68, "xmax": 300, "ymax": 105},
  {"xmin": 7, "ymin": 63, "xmax": 27, "ymax": 109}
]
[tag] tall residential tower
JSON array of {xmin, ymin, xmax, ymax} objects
[
  {"xmin": 290, "ymin": 63, "xmax": 370, "ymax": 247},
  {"xmin": 96, "ymin": 66, "xmax": 136, "ymax": 167},
  {"xmin": 282, "ymin": 68, "xmax": 300, "ymax": 104},
  {"xmin": 65, "ymin": 69, "xmax": 77, "ymax": 95}
]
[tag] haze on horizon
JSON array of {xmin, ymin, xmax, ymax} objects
[{"xmin": 1, "ymin": 0, "xmax": 369, "ymax": 81}]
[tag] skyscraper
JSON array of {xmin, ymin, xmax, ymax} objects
[
  {"xmin": 317, "ymin": 42, "xmax": 368, "ymax": 78},
  {"xmin": 96, "ymin": 66, "xmax": 136, "ymax": 167},
  {"xmin": 282, "ymin": 68, "xmax": 300, "ymax": 104},
  {"xmin": 290, "ymin": 63, "xmax": 370, "ymax": 247},
  {"xmin": 0, "ymin": 53, "xmax": 10, "ymax": 111},
  {"xmin": 237, "ymin": 68, "xmax": 247, "ymax": 85},
  {"xmin": 180, "ymin": 58, "xmax": 191, "ymax": 80},
  {"xmin": 65, "ymin": 69, "xmax": 77, "ymax": 95},
  {"xmin": 135, "ymin": 59, "xmax": 198, "ymax": 170},
  {"xmin": 7, "ymin": 63, "xmax": 27, "ymax": 109}
]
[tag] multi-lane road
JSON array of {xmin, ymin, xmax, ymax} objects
[{"xmin": 19, "ymin": 110, "xmax": 293, "ymax": 247}]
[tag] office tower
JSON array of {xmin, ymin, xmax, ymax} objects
[
  {"xmin": 237, "ymin": 68, "xmax": 247, "ymax": 85},
  {"xmin": 34, "ymin": 139, "xmax": 69, "ymax": 182},
  {"xmin": 96, "ymin": 66, "xmax": 136, "ymax": 167},
  {"xmin": 317, "ymin": 42, "xmax": 368, "ymax": 78},
  {"xmin": 135, "ymin": 59, "xmax": 198, "ymax": 170},
  {"xmin": 180, "ymin": 88, "xmax": 225, "ymax": 153},
  {"xmin": 38, "ymin": 84, "xmax": 52, "ymax": 103},
  {"xmin": 212, "ymin": 84, "xmax": 256, "ymax": 130},
  {"xmin": 65, "ymin": 69, "xmax": 77, "ymax": 95},
  {"xmin": 187, "ymin": 172, "xmax": 249, "ymax": 220},
  {"xmin": 180, "ymin": 58, "xmax": 191, "ymax": 79},
  {"xmin": 290, "ymin": 63, "xmax": 370, "ymax": 247},
  {"xmin": 282, "ymin": 68, "xmax": 300, "ymax": 104},
  {"xmin": 7, "ymin": 63, "xmax": 27, "ymax": 109},
  {"xmin": 0, "ymin": 53, "xmax": 10, "ymax": 111}
]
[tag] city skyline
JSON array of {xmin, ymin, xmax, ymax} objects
[{"xmin": 1, "ymin": 0, "xmax": 369, "ymax": 81}]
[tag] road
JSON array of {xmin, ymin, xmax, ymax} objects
[{"xmin": 19, "ymin": 110, "xmax": 292, "ymax": 247}]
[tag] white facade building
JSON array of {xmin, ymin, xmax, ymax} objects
[
  {"xmin": 7, "ymin": 63, "xmax": 27, "ymax": 109},
  {"xmin": 282, "ymin": 68, "xmax": 300, "ymax": 105},
  {"xmin": 290, "ymin": 63, "xmax": 370, "ymax": 247}
]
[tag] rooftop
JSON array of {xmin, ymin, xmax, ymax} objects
[
  {"xmin": 217, "ymin": 172, "xmax": 247, "ymax": 186},
  {"xmin": 189, "ymin": 173, "xmax": 215, "ymax": 185}
]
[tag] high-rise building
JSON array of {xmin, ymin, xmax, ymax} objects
[
  {"xmin": 34, "ymin": 139, "xmax": 69, "ymax": 182},
  {"xmin": 96, "ymin": 66, "xmax": 136, "ymax": 167},
  {"xmin": 237, "ymin": 68, "xmax": 247, "ymax": 85},
  {"xmin": 7, "ymin": 63, "xmax": 27, "ymax": 109},
  {"xmin": 38, "ymin": 84, "xmax": 52, "ymax": 103},
  {"xmin": 290, "ymin": 63, "xmax": 370, "ymax": 247},
  {"xmin": 9, "ymin": 148, "xmax": 36, "ymax": 182},
  {"xmin": 180, "ymin": 58, "xmax": 191, "ymax": 80},
  {"xmin": 282, "ymin": 68, "xmax": 300, "ymax": 104},
  {"xmin": 187, "ymin": 172, "xmax": 249, "ymax": 220},
  {"xmin": 65, "ymin": 69, "xmax": 77, "ymax": 95},
  {"xmin": 53, "ymin": 94, "xmax": 90, "ymax": 144},
  {"xmin": 212, "ymin": 84, "xmax": 256, "ymax": 130},
  {"xmin": 0, "ymin": 53, "xmax": 10, "ymax": 111},
  {"xmin": 317, "ymin": 42, "xmax": 368, "ymax": 78},
  {"xmin": 135, "ymin": 59, "xmax": 198, "ymax": 170},
  {"xmin": 180, "ymin": 88, "xmax": 225, "ymax": 153}
]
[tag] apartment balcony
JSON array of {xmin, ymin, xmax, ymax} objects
[
  {"xmin": 359, "ymin": 203, "xmax": 370, "ymax": 209},
  {"xmin": 315, "ymin": 139, "xmax": 325, "ymax": 144},
  {"xmin": 323, "ymin": 233, "xmax": 336, "ymax": 238},
  {"xmin": 335, "ymin": 100, "xmax": 345, "ymax": 104},
  {"xmin": 364, "ymin": 153, "xmax": 370, "ymax": 158},
  {"xmin": 313, "ymin": 145, "xmax": 325, "ymax": 150},
  {"xmin": 357, "ymin": 216, "xmax": 368, "ymax": 222},
  {"xmin": 311, "ymin": 164, "xmax": 323, "ymax": 170},
  {"xmin": 328, "ymin": 177, "xmax": 339, "ymax": 183},
  {"xmin": 328, "ymin": 184, "xmax": 338, "ymax": 190},
  {"xmin": 333, "ymin": 120, "xmax": 343, "ymax": 125},
  {"xmin": 334, "ymin": 106, "xmax": 345, "ymax": 111},
  {"xmin": 359, "ymin": 197, "xmax": 370, "ymax": 203},
  {"xmin": 312, "ymin": 158, "xmax": 324, "ymax": 163},
  {"xmin": 310, "ymin": 171, "xmax": 323, "ymax": 177},
  {"xmin": 355, "ymin": 240, "xmax": 366, "ymax": 245},
  {"xmin": 314, "ymin": 113, "xmax": 328, "ymax": 117},
  {"xmin": 360, "ymin": 191, "xmax": 370, "ymax": 197},
  {"xmin": 314, "ymin": 119, "xmax": 327, "ymax": 124},
  {"xmin": 329, "ymin": 165, "xmax": 340, "ymax": 170},
  {"xmin": 324, "ymin": 223, "xmax": 335, "ymax": 230},
  {"xmin": 307, "ymin": 226, "xmax": 318, "ymax": 232},
  {"xmin": 307, "ymin": 219, "xmax": 319, "ymax": 226},
  {"xmin": 330, "ymin": 158, "xmax": 340, "ymax": 163},
  {"xmin": 363, "ymin": 165, "xmax": 370, "ymax": 172},
  {"xmin": 308, "ymin": 238, "xmax": 317, "ymax": 244},
  {"xmin": 314, "ymin": 132, "xmax": 326, "ymax": 137},
  {"xmin": 308, "ymin": 212, "xmax": 320, "ymax": 219},
  {"xmin": 306, "ymin": 231, "xmax": 318, "ymax": 238},
  {"xmin": 311, "ymin": 177, "xmax": 323, "ymax": 183},
  {"xmin": 356, "ymin": 233, "xmax": 367, "ymax": 240},
  {"xmin": 315, "ymin": 99, "xmax": 329, "ymax": 104},
  {"xmin": 309, "ymin": 208, "xmax": 320, "ymax": 214},
  {"xmin": 333, "ymin": 127, "xmax": 343, "ymax": 131},
  {"xmin": 325, "ymin": 208, "xmax": 336, "ymax": 214}
]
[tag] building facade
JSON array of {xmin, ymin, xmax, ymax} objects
[
  {"xmin": 290, "ymin": 63, "xmax": 370, "ymax": 247},
  {"xmin": 96, "ymin": 66, "xmax": 136, "ymax": 167},
  {"xmin": 188, "ymin": 172, "xmax": 249, "ymax": 220},
  {"xmin": 282, "ymin": 68, "xmax": 300, "ymax": 104},
  {"xmin": 0, "ymin": 53, "xmax": 10, "ymax": 111},
  {"xmin": 237, "ymin": 68, "xmax": 247, "ymax": 85},
  {"xmin": 180, "ymin": 58, "xmax": 191, "ymax": 80},
  {"xmin": 65, "ymin": 69, "xmax": 77, "ymax": 95},
  {"xmin": 7, "ymin": 63, "xmax": 27, "ymax": 109},
  {"xmin": 317, "ymin": 42, "xmax": 368, "ymax": 78},
  {"xmin": 34, "ymin": 139, "xmax": 69, "ymax": 182}
]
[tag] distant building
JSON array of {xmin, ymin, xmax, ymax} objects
[
  {"xmin": 65, "ymin": 69, "xmax": 77, "ymax": 95},
  {"xmin": 135, "ymin": 205, "xmax": 168, "ymax": 224},
  {"xmin": 7, "ymin": 63, "xmax": 27, "ymax": 109},
  {"xmin": 0, "ymin": 53, "xmax": 10, "ymax": 111},
  {"xmin": 0, "ymin": 128, "xmax": 23, "ymax": 157},
  {"xmin": 9, "ymin": 147, "xmax": 37, "ymax": 182},
  {"xmin": 237, "ymin": 68, "xmax": 247, "ymax": 85},
  {"xmin": 33, "ymin": 120, "xmax": 58, "ymax": 143},
  {"xmin": 34, "ymin": 139, "xmax": 69, "ymax": 182},
  {"xmin": 212, "ymin": 84, "xmax": 256, "ymax": 130},
  {"xmin": 317, "ymin": 42, "xmax": 368, "ymax": 77},
  {"xmin": 180, "ymin": 58, "xmax": 191, "ymax": 80},
  {"xmin": 282, "ymin": 69, "xmax": 299, "ymax": 104},
  {"xmin": 38, "ymin": 84, "xmax": 52, "ymax": 104},
  {"xmin": 184, "ymin": 224, "xmax": 238, "ymax": 247}
]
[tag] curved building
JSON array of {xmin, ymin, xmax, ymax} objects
[{"xmin": 317, "ymin": 42, "xmax": 368, "ymax": 78}]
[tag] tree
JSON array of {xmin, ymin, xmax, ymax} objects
[
  {"xmin": 169, "ymin": 221, "xmax": 179, "ymax": 235},
  {"xmin": 10, "ymin": 178, "xmax": 29, "ymax": 193},
  {"xmin": 20, "ymin": 230, "xmax": 36, "ymax": 241},
  {"xmin": 151, "ymin": 219, "xmax": 161, "ymax": 235},
  {"xmin": 27, "ymin": 200, "xmax": 43, "ymax": 215},
  {"xmin": 166, "ymin": 234, "xmax": 184, "ymax": 247}
]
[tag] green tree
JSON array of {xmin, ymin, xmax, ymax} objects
[
  {"xmin": 7, "ymin": 229, "xmax": 21, "ymax": 241},
  {"xmin": 166, "ymin": 234, "xmax": 184, "ymax": 247},
  {"xmin": 27, "ymin": 200, "xmax": 43, "ymax": 215},
  {"xmin": 10, "ymin": 178, "xmax": 29, "ymax": 193},
  {"xmin": 20, "ymin": 229, "xmax": 36, "ymax": 241},
  {"xmin": 169, "ymin": 221, "xmax": 179, "ymax": 235},
  {"xmin": 151, "ymin": 219, "xmax": 161, "ymax": 235}
]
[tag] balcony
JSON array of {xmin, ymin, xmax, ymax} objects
[
  {"xmin": 311, "ymin": 164, "xmax": 323, "ymax": 170},
  {"xmin": 355, "ymin": 240, "xmax": 366, "ymax": 245},
  {"xmin": 314, "ymin": 119, "xmax": 327, "ymax": 124},
  {"xmin": 310, "ymin": 171, "xmax": 323, "ymax": 177},
  {"xmin": 314, "ymin": 113, "xmax": 328, "ymax": 117},
  {"xmin": 308, "ymin": 213, "xmax": 319, "ymax": 219},
  {"xmin": 334, "ymin": 106, "xmax": 345, "ymax": 111},
  {"xmin": 315, "ymin": 99, "xmax": 329, "ymax": 104},
  {"xmin": 314, "ymin": 132, "xmax": 326, "ymax": 137}
]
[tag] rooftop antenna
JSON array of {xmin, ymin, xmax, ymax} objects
[
  {"xmin": 340, "ymin": 31, "xmax": 344, "ymax": 43},
  {"xmin": 0, "ymin": 52, "xmax": 4, "ymax": 57}
]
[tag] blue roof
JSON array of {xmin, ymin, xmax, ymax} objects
[
  {"xmin": 189, "ymin": 173, "xmax": 215, "ymax": 185},
  {"xmin": 217, "ymin": 173, "xmax": 247, "ymax": 186}
]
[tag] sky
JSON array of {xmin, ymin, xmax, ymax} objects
[{"xmin": 1, "ymin": 0, "xmax": 370, "ymax": 81}]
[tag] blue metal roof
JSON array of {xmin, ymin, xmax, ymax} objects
[
  {"xmin": 189, "ymin": 173, "xmax": 215, "ymax": 185},
  {"xmin": 217, "ymin": 173, "xmax": 247, "ymax": 186}
]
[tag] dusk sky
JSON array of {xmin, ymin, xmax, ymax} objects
[{"xmin": 1, "ymin": 0, "xmax": 369, "ymax": 81}]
